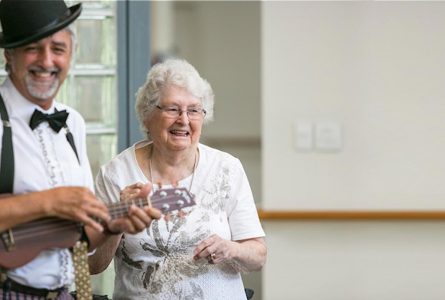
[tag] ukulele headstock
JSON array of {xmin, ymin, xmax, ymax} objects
[{"xmin": 151, "ymin": 187, "xmax": 195, "ymax": 214}]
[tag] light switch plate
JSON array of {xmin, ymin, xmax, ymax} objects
[
  {"xmin": 293, "ymin": 121, "xmax": 313, "ymax": 151},
  {"xmin": 315, "ymin": 121, "xmax": 342, "ymax": 151}
]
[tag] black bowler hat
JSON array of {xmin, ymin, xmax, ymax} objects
[{"xmin": 0, "ymin": 0, "xmax": 82, "ymax": 49}]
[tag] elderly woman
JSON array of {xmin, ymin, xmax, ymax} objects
[{"xmin": 89, "ymin": 59, "xmax": 266, "ymax": 299}]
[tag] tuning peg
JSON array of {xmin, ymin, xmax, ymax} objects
[{"xmin": 162, "ymin": 203, "xmax": 170, "ymax": 212}]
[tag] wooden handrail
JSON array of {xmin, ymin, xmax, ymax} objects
[
  {"xmin": 258, "ymin": 209, "xmax": 445, "ymax": 220},
  {"xmin": 201, "ymin": 136, "xmax": 260, "ymax": 148}
]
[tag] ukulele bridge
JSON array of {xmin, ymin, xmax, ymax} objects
[{"xmin": 0, "ymin": 229, "xmax": 15, "ymax": 252}]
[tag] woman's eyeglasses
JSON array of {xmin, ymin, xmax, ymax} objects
[{"xmin": 156, "ymin": 105, "xmax": 206, "ymax": 120}]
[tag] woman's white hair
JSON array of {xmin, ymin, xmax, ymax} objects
[{"xmin": 135, "ymin": 58, "xmax": 214, "ymax": 138}]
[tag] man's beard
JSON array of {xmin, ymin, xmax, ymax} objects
[{"xmin": 24, "ymin": 68, "xmax": 60, "ymax": 100}]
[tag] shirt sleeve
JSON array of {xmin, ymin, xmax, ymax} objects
[
  {"xmin": 226, "ymin": 158, "xmax": 265, "ymax": 241},
  {"xmin": 95, "ymin": 166, "xmax": 121, "ymax": 205}
]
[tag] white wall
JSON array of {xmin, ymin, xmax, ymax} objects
[
  {"xmin": 262, "ymin": 2, "xmax": 445, "ymax": 299},
  {"xmin": 263, "ymin": 2, "xmax": 445, "ymax": 211},
  {"xmin": 263, "ymin": 221, "xmax": 445, "ymax": 300}
]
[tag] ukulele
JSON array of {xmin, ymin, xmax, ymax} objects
[{"xmin": 0, "ymin": 187, "xmax": 195, "ymax": 269}]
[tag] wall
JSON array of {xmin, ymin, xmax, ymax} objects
[
  {"xmin": 263, "ymin": 2, "xmax": 445, "ymax": 211},
  {"xmin": 262, "ymin": 2, "xmax": 445, "ymax": 299},
  {"xmin": 263, "ymin": 221, "xmax": 445, "ymax": 300}
]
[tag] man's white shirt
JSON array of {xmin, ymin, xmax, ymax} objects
[{"xmin": 0, "ymin": 78, "xmax": 93, "ymax": 289}]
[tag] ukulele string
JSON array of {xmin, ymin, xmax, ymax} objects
[
  {"xmin": 14, "ymin": 224, "xmax": 77, "ymax": 240},
  {"xmin": 11, "ymin": 220, "xmax": 79, "ymax": 241},
  {"xmin": 107, "ymin": 198, "xmax": 149, "ymax": 218},
  {"xmin": 14, "ymin": 217, "xmax": 72, "ymax": 230},
  {"xmin": 107, "ymin": 194, "xmax": 188, "ymax": 218}
]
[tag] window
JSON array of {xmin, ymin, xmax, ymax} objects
[{"xmin": 62, "ymin": 0, "xmax": 118, "ymax": 176}]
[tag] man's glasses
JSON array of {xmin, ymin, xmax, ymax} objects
[{"xmin": 156, "ymin": 105, "xmax": 207, "ymax": 120}]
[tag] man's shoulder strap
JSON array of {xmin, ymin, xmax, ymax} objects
[{"xmin": 0, "ymin": 93, "xmax": 14, "ymax": 193}]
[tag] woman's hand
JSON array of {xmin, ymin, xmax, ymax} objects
[
  {"xmin": 106, "ymin": 183, "xmax": 161, "ymax": 234},
  {"xmin": 193, "ymin": 234, "xmax": 267, "ymax": 272},
  {"xmin": 193, "ymin": 234, "xmax": 236, "ymax": 264},
  {"xmin": 119, "ymin": 182, "xmax": 151, "ymax": 202}
]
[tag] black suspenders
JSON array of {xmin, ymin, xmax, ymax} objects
[
  {"xmin": 0, "ymin": 93, "xmax": 80, "ymax": 195},
  {"xmin": 63, "ymin": 121, "xmax": 79, "ymax": 163},
  {"xmin": 0, "ymin": 93, "xmax": 14, "ymax": 194}
]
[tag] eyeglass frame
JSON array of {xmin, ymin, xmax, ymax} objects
[{"xmin": 155, "ymin": 105, "xmax": 207, "ymax": 120}]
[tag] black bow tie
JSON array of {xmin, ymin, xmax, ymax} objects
[{"xmin": 29, "ymin": 109, "xmax": 69, "ymax": 133}]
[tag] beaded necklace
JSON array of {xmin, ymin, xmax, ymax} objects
[{"xmin": 148, "ymin": 145, "xmax": 198, "ymax": 192}]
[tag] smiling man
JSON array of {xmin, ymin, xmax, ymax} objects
[
  {"xmin": 4, "ymin": 29, "xmax": 71, "ymax": 108},
  {"xmin": 0, "ymin": 1, "xmax": 160, "ymax": 299}
]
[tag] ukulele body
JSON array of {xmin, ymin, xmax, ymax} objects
[
  {"xmin": 0, "ymin": 187, "xmax": 194, "ymax": 269},
  {"xmin": 0, "ymin": 218, "xmax": 81, "ymax": 269}
]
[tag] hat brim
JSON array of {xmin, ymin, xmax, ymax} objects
[{"xmin": 0, "ymin": 3, "xmax": 82, "ymax": 49}]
